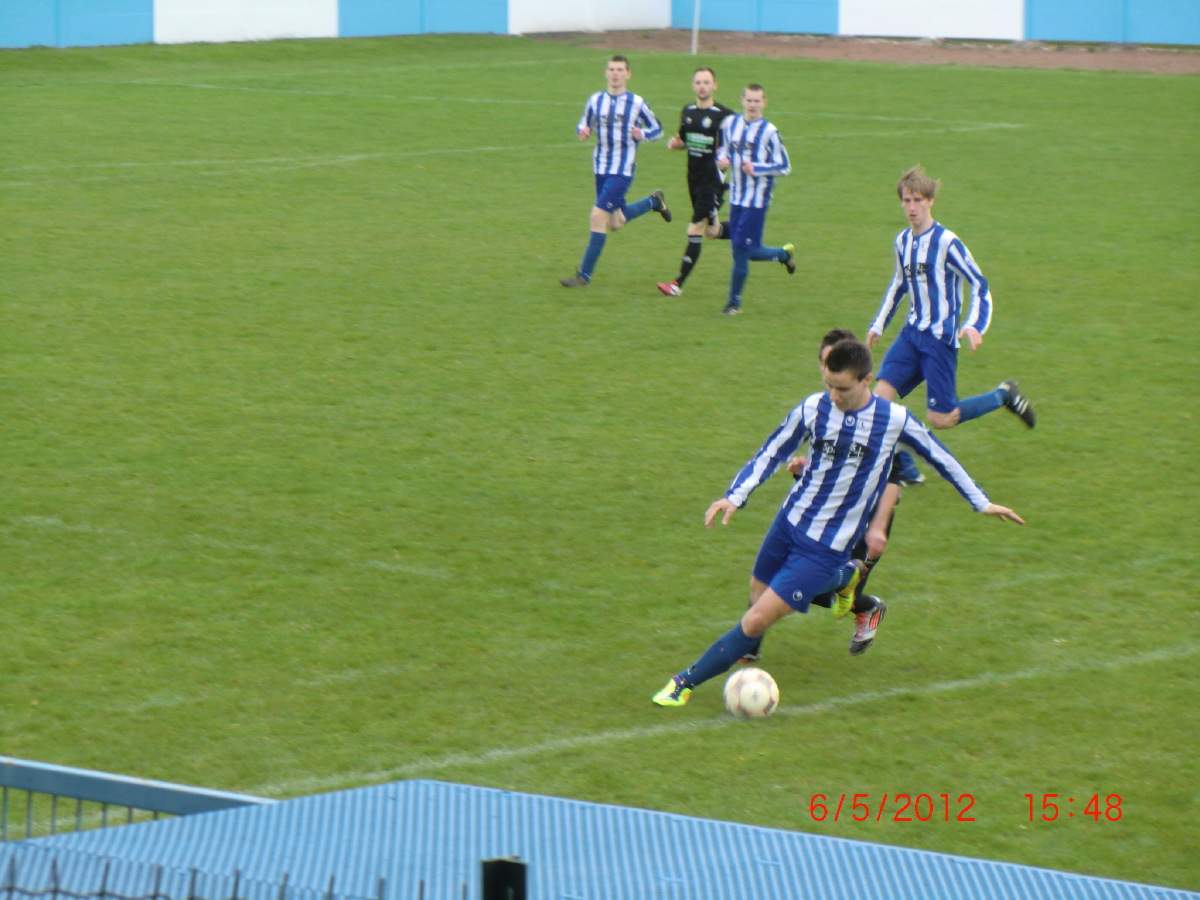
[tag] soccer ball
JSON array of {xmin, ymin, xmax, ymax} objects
[{"xmin": 723, "ymin": 667, "xmax": 780, "ymax": 719}]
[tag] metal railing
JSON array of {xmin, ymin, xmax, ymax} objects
[
  {"xmin": 0, "ymin": 759, "xmax": 527, "ymax": 900},
  {"xmin": 0, "ymin": 757, "xmax": 270, "ymax": 843}
]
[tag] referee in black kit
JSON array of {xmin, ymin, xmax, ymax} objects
[{"xmin": 656, "ymin": 67, "xmax": 735, "ymax": 297}]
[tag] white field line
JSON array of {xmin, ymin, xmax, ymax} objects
[
  {"xmin": 1, "ymin": 57, "xmax": 586, "ymax": 92},
  {"xmin": 9, "ymin": 645, "xmax": 1192, "ymax": 837},
  {"xmin": 255, "ymin": 643, "xmax": 1198, "ymax": 798},
  {"xmin": 0, "ymin": 121, "xmax": 1013, "ymax": 187},
  {"xmin": 7, "ymin": 514, "xmax": 451, "ymax": 579},
  {"xmin": 0, "ymin": 142, "xmax": 579, "ymax": 186},
  {"xmin": 109, "ymin": 81, "xmax": 1030, "ymax": 132}
]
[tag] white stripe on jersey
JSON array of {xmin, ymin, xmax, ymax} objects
[
  {"xmin": 869, "ymin": 222, "xmax": 992, "ymax": 347},
  {"xmin": 717, "ymin": 115, "xmax": 790, "ymax": 210},
  {"xmin": 577, "ymin": 91, "xmax": 662, "ymax": 177},
  {"xmin": 725, "ymin": 394, "xmax": 989, "ymax": 555}
]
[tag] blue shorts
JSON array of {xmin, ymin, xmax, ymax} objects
[
  {"xmin": 752, "ymin": 511, "xmax": 849, "ymax": 612},
  {"xmin": 876, "ymin": 325, "xmax": 960, "ymax": 412},
  {"xmin": 594, "ymin": 174, "xmax": 633, "ymax": 214},
  {"xmin": 728, "ymin": 205, "xmax": 766, "ymax": 250}
]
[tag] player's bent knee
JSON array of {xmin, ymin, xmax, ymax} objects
[
  {"xmin": 741, "ymin": 589, "xmax": 791, "ymax": 637},
  {"xmin": 875, "ymin": 380, "xmax": 898, "ymax": 401},
  {"xmin": 928, "ymin": 410, "xmax": 960, "ymax": 429}
]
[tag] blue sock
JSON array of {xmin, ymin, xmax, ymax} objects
[
  {"xmin": 682, "ymin": 622, "xmax": 760, "ymax": 688},
  {"xmin": 748, "ymin": 245, "xmax": 784, "ymax": 262},
  {"xmin": 727, "ymin": 248, "xmax": 749, "ymax": 307},
  {"xmin": 579, "ymin": 231, "xmax": 606, "ymax": 280},
  {"xmin": 957, "ymin": 387, "xmax": 1006, "ymax": 423},
  {"xmin": 624, "ymin": 195, "xmax": 655, "ymax": 221}
]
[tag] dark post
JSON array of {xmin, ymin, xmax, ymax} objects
[{"xmin": 480, "ymin": 857, "xmax": 526, "ymax": 900}]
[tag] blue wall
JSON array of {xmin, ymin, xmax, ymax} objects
[
  {"xmin": 1026, "ymin": 0, "xmax": 1200, "ymax": 44},
  {"xmin": 339, "ymin": 0, "xmax": 506, "ymax": 37},
  {"xmin": 0, "ymin": 0, "xmax": 152, "ymax": 48},
  {"xmin": 672, "ymin": 0, "xmax": 837, "ymax": 35}
]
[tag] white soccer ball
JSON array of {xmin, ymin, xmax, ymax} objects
[{"xmin": 723, "ymin": 667, "xmax": 780, "ymax": 718}]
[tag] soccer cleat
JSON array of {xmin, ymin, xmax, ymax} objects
[
  {"xmin": 849, "ymin": 596, "xmax": 887, "ymax": 656},
  {"xmin": 722, "ymin": 304, "xmax": 741, "ymax": 316},
  {"xmin": 781, "ymin": 242, "xmax": 797, "ymax": 275},
  {"xmin": 652, "ymin": 675, "xmax": 693, "ymax": 707},
  {"xmin": 893, "ymin": 450, "xmax": 925, "ymax": 486},
  {"xmin": 560, "ymin": 275, "xmax": 589, "ymax": 288},
  {"xmin": 651, "ymin": 190, "xmax": 672, "ymax": 223},
  {"xmin": 831, "ymin": 559, "xmax": 866, "ymax": 619},
  {"xmin": 657, "ymin": 280, "xmax": 683, "ymax": 297},
  {"xmin": 1000, "ymin": 380, "xmax": 1036, "ymax": 428}
]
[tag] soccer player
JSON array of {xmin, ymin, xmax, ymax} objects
[
  {"xmin": 715, "ymin": 83, "xmax": 795, "ymax": 316},
  {"xmin": 652, "ymin": 338, "xmax": 1024, "ymax": 708},
  {"xmin": 867, "ymin": 165, "xmax": 1037, "ymax": 432},
  {"xmin": 655, "ymin": 67, "xmax": 735, "ymax": 298},
  {"xmin": 774, "ymin": 328, "xmax": 902, "ymax": 656},
  {"xmin": 560, "ymin": 56, "xmax": 671, "ymax": 288}
]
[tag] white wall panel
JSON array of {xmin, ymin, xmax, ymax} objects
[
  {"xmin": 839, "ymin": 0, "xmax": 1023, "ymax": 40},
  {"xmin": 509, "ymin": 0, "xmax": 669, "ymax": 35},
  {"xmin": 155, "ymin": 0, "xmax": 338, "ymax": 44}
]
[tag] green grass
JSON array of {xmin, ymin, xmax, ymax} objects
[{"xmin": 2, "ymin": 34, "xmax": 1198, "ymax": 890}]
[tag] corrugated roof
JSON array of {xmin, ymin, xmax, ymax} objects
[{"xmin": 1, "ymin": 780, "xmax": 1194, "ymax": 900}]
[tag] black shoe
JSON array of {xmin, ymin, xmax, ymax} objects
[
  {"xmin": 849, "ymin": 596, "xmax": 887, "ymax": 656},
  {"xmin": 781, "ymin": 242, "xmax": 796, "ymax": 275},
  {"xmin": 1000, "ymin": 380, "xmax": 1036, "ymax": 428},
  {"xmin": 560, "ymin": 275, "xmax": 589, "ymax": 288},
  {"xmin": 651, "ymin": 190, "xmax": 672, "ymax": 223}
]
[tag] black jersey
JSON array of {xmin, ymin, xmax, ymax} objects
[{"xmin": 678, "ymin": 102, "xmax": 734, "ymax": 184}]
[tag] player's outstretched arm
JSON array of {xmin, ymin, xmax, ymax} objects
[
  {"xmin": 705, "ymin": 498, "xmax": 739, "ymax": 528},
  {"xmin": 982, "ymin": 503, "xmax": 1025, "ymax": 525}
]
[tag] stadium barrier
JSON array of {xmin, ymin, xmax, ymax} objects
[
  {"xmin": 0, "ymin": 853, "xmax": 390, "ymax": 900},
  {"xmin": 0, "ymin": 757, "xmax": 270, "ymax": 843},
  {"xmin": 0, "ymin": 851, "xmax": 528, "ymax": 900},
  {"xmin": 3, "ymin": 0, "xmax": 1196, "ymax": 48}
]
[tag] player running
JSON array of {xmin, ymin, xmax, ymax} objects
[
  {"xmin": 560, "ymin": 56, "xmax": 671, "ymax": 288},
  {"xmin": 655, "ymin": 67, "xmax": 735, "ymax": 298}
]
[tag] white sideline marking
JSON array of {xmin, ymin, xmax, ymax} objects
[
  {"xmin": 254, "ymin": 643, "xmax": 1198, "ymax": 798},
  {"xmin": 1, "ymin": 142, "xmax": 578, "ymax": 186},
  {"xmin": 103, "ymin": 81, "xmax": 582, "ymax": 108}
]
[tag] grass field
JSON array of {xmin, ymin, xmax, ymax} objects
[{"xmin": 2, "ymin": 33, "xmax": 1198, "ymax": 890}]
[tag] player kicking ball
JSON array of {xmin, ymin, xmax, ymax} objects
[{"xmin": 653, "ymin": 338, "xmax": 1023, "ymax": 708}]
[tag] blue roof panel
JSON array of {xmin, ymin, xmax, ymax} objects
[{"xmin": 1, "ymin": 780, "xmax": 1195, "ymax": 900}]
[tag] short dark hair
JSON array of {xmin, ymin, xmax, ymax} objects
[
  {"xmin": 693, "ymin": 66, "xmax": 716, "ymax": 78},
  {"xmin": 819, "ymin": 328, "xmax": 858, "ymax": 359},
  {"xmin": 824, "ymin": 339, "xmax": 872, "ymax": 380},
  {"xmin": 609, "ymin": 55, "xmax": 631, "ymax": 68},
  {"xmin": 744, "ymin": 83, "xmax": 765, "ymax": 95}
]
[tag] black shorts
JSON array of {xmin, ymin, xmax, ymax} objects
[{"xmin": 688, "ymin": 179, "xmax": 726, "ymax": 225}]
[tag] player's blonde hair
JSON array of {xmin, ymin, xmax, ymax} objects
[{"xmin": 896, "ymin": 165, "xmax": 940, "ymax": 199}]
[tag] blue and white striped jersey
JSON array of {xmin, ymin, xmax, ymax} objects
[
  {"xmin": 726, "ymin": 393, "xmax": 989, "ymax": 554},
  {"xmin": 577, "ymin": 91, "xmax": 662, "ymax": 177},
  {"xmin": 716, "ymin": 115, "xmax": 790, "ymax": 209},
  {"xmin": 869, "ymin": 222, "xmax": 993, "ymax": 348}
]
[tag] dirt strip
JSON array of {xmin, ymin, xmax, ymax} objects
[{"xmin": 531, "ymin": 29, "xmax": 1200, "ymax": 75}]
